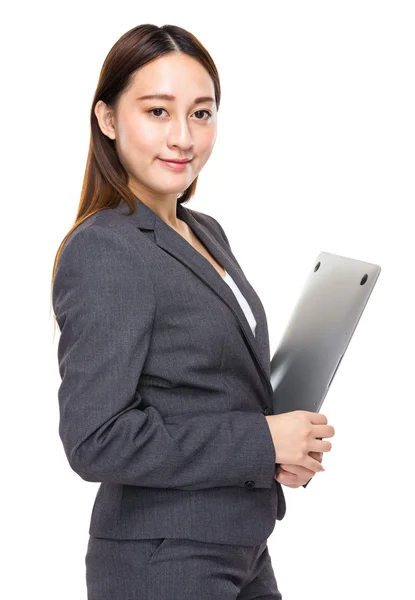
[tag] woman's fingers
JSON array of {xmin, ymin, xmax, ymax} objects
[
  {"xmin": 280, "ymin": 464, "xmax": 315, "ymax": 477},
  {"xmin": 275, "ymin": 469, "xmax": 298, "ymax": 487},
  {"xmin": 310, "ymin": 438, "xmax": 332, "ymax": 453},
  {"xmin": 309, "ymin": 451, "xmax": 323, "ymax": 462},
  {"xmin": 276, "ymin": 467, "xmax": 308, "ymax": 488},
  {"xmin": 314, "ymin": 424, "xmax": 335, "ymax": 439}
]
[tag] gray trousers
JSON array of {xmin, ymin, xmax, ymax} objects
[{"xmin": 85, "ymin": 535, "xmax": 283, "ymax": 599}]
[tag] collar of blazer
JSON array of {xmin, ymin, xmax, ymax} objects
[{"xmin": 115, "ymin": 196, "xmax": 274, "ymax": 412}]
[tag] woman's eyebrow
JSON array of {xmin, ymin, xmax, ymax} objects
[{"xmin": 137, "ymin": 93, "xmax": 215, "ymax": 104}]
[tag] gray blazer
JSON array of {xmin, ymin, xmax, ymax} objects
[{"xmin": 52, "ymin": 197, "xmax": 286, "ymax": 546}]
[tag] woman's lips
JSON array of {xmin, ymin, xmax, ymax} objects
[{"xmin": 158, "ymin": 158, "xmax": 191, "ymax": 171}]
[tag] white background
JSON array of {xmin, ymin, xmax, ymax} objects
[{"xmin": 2, "ymin": 1, "xmax": 414, "ymax": 598}]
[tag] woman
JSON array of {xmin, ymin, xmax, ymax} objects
[{"xmin": 51, "ymin": 23, "xmax": 334, "ymax": 599}]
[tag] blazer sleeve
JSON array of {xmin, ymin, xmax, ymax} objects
[{"xmin": 52, "ymin": 225, "xmax": 276, "ymax": 491}]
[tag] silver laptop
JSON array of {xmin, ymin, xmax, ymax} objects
[{"xmin": 270, "ymin": 251, "xmax": 381, "ymax": 415}]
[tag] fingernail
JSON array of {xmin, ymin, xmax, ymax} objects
[{"xmin": 320, "ymin": 465, "xmax": 325, "ymax": 471}]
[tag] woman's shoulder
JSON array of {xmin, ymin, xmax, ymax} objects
[
  {"xmin": 60, "ymin": 206, "xmax": 148, "ymax": 260},
  {"xmin": 53, "ymin": 211, "xmax": 155, "ymax": 316}
]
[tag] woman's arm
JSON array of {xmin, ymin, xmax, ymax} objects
[{"xmin": 52, "ymin": 225, "xmax": 276, "ymax": 491}]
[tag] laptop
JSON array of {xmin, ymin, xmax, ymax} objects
[{"xmin": 270, "ymin": 251, "xmax": 381, "ymax": 415}]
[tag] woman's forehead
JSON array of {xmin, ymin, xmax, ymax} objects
[{"xmin": 127, "ymin": 54, "xmax": 215, "ymax": 98}]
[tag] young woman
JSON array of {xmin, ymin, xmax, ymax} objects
[{"xmin": 51, "ymin": 23, "xmax": 335, "ymax": 599}]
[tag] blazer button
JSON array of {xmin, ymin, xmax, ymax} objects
[{"xmin": 244, "ymin": 480, "xmax": 255, "ymax": 489}]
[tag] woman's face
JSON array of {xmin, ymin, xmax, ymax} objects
[{"xmin": 96, "ymin": 52, "xmax": 217, "ymax": 204}]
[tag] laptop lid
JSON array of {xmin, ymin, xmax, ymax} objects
[{"xmin": 270, "ymin": 251, "xmax": 381, "ymax": 415}]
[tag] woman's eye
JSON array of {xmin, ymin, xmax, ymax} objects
[
  {"xmin": 194, "ymin": 110, "xmax": 212, "ymax": 120},
  {"xmin": 148, "ymin": 108, "xmax": 167, "ymax": 118},
  {"xmin": 147, "ymin": 108, "xmax": 212, "ymax": 120}
]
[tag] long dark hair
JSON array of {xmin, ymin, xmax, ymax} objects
[{"xmin": 50, "ymin": 24, "xmax": 221, "ymax": 333}]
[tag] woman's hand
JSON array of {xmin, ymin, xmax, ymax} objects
[
  {"xmin": 265, "ymin": 411, "xmax": 334, "ymax": 474},
  {"xmin": 274, "ymin": 451, "xmax": 324, "ymax": 488}
]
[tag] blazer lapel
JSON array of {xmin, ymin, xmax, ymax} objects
[{"xmin": 115, "ymin": 197, "xmax": 274, "ymax": 408}]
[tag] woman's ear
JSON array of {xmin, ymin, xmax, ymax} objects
[{"xmin": 94, "ymin": 100, "xmax": 116, "ymax": 140}]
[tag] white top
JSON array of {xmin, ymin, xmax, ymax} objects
[{"xmin": 222, "ymin": 270, "xmax": 257, "ymax": 336}]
